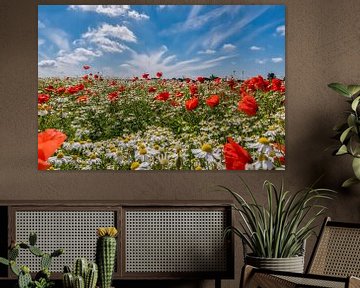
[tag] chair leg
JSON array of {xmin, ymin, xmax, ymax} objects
[
  {"xmin": 240, "ymin": 265, "xmax": 255, "ymax": 288},
  {"xmin": 349, "ymin": 276, "xmax": 360, "ymax": 288}
]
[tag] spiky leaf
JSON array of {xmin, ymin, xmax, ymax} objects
[
  {"xmin": 328, "ymin": 83, "xmax": 351, "ymax": 97},
  {"xmin": 342, "ymin": 177, "xmax": 360, "ymax": 187}
]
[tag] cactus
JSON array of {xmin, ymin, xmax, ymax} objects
[
  {"xmin": 73, "ymin": 275, "xmax": 85, "ymax": 288},
  {"xmin": 63, "ymin": 272, "xmax": 74, "ymax": 288},
  {"xmin": 63, "ymin": 259, "xmax": 98, "ymax": 288},
  {"xmin": 41, "ymin": 253, "xmax": 52, "ymax": 270},
  {"xmin": 96, "ymin": 227, "xmax": 118, "ymax": 288},
  {"xmin": 29, "ymin": 232, "xmax": 37, "ymax": 246},
  {"xmin": 18, "ymin": 270, "xmax": 32, "ymax": 288},
  {"xmin": 74, "ymin": 258, "xmax": 87, "ymax": 279},
  {"xmin": 85, "ymin": 263, "xmax": 98, "ymax": 288},
  {"xmin": 0, "ymin": 233, "xmax": 63, "ymax": 288}
]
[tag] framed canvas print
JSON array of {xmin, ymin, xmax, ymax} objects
[{"xmin": 38, "ymin": 5, "xmax": 285, "ymax": 171}]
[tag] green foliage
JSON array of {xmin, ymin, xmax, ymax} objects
[
  {"xmin": 222, "ymin": 179, "xmax": 335, "ymax": 258},
  {"xmin": 0, "ymin": 233, "xmax": 63, "ymax": 288},
  {"xmin": 329, "ymin": 83, "xmax": 360, "ymax": 187}
]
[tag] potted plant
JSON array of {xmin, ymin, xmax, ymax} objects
[
  {"xmin": 328, "ymin": 83, "xmax": 360, "ymax": 187},
  {"xmin": 222, "ymin": 179, "xmax": 334, "ymax": 273}
]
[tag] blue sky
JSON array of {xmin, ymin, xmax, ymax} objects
[{"xmin": 38, "ymin": 5, "xmax": 285, "ymax": 78}]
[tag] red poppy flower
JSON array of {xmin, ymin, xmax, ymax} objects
[
  {"xmin": 82, "ymin": 75, "xmax": 89, "ymax": 80},
  {"xmin": 148, "ymin": 87, "xmax": 157, "ymax": 93},
  {"xmin": 206, "ymin": 95, "xmax": 220, "ymax": 108},
  {"xmin": 185, "ymin": 78, "xmax": 191, "ymax": 83},
  {"xmin": 170, "ymin": 100, "xmax": 179, "ymax": 107},
  {"xmin": 83, "ymin": 65, "xmax": 90, "ymax": 70},
  {"xmin": 44, "ymin": 85, "xmax": 55, "ymax": 92},
  {"xmin": 214, "ymin": 78, "xmax": 222, "ymax": 85},
  {"xmin": 76, "ymin": 95, "xmax": 88, "ymax": 103},
  {"xmin": 38, "ymin": 93, "xmax": 50, "ymax": 104},
  {"xmin": 108, "ymin": 91, "xmax": 119, "ymax": 102},
  {"xmin": 189, "ymin": 84, "xmax": 198, "ymax": 96},
  {"xmin": 94, "ymin": 74, "xmax": 99, "ymax": 79},
  {"xmin": 110, "ymin": 80, "xmax": 117, "ymax": 86},
  {"xmin": 185, "ymin": 98, "xmax": 199, "ymax": 110},
  {"xmin": 156, "ymin": 72, "xmax": 163, "ymax": 78},
  {"xmin": 142, "ymin": 73, "xmax": 149, "ymax": 80},
  {"xmin": 223, "ymin": 137, "xmax": 252, "ymax": 170},
  {"xmin": 38, "ymin": 129, "xmax": 67, "ymax": 170},
  {"xmin": 238, "ymin": 94, "xmax": 258, "ymax": 116},
  {"xmin": 66, "ymin": 83, "xmax": 85, "ymax": 94},
  {"xmin": 197, "ymin": 76, "xmax": 205, "ymax": 83},
  {"xmin": 154, "ymin": 91, "xmax": 170, "ymax": 101},
  {"xmin": 56, "ymin": 87, "xmax": 66, "ymax": 94},
  {"xmin": 175, "ymin": 91, "xmax": 184, "ymax": 98},
  {"xmin": 132, "ymin": 76, "xmax": 139, "ymax": 82}
]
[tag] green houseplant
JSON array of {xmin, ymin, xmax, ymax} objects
[
  {"xmin": 222, "ymin": 179, "xmax": 334, "ymax": 272},
  {"xmin": 328, "ymin": 83, "xmax": 360, "ymax": 187}
]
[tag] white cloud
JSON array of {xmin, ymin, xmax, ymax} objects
[
  {"xmin": 81, "ymin": 23, "xmax": 136, "ymax": 53},
  {"xmin": 255, "ymin": 59, "xmax": 267, "ymax": 64},
  {"xmin": 198, "ymin": 6, "xmax": 270, "ymax": 50},
  {"xmin": 203, "ymin": 55, "xmax": 236, "ymax": 65},
  {"xmin": 197, "ymin": 49, "xmax": 216, "ymax": 55},
  {"xmin": 38, "ymin": 38, "xmax": 45, "ymax": 46},
  {"xmin": 271, "ymin": 57, "xmax": 283, "ymax": 63},
  {"xmin": 38, "ymin": 60, "xmax": 57, "ymax": 68},
  {"xmin": 250, "ymin": 46, "xmax": 263, "ymax": 51},
  {"xmin": 119, "ymin": 46, "xmax": 231, "ymax": 78},
  {"xmin": 163, "ymin": 6, "xmax": 240, "ymax": 35},
  {"xmin": 69, "ymin": 5, "xmax": 149, "ymax": 20},
  {"xmin": 276, "ymin": 25, "xmax": 285, "ymax": 36},
  {"xmin": 38, "ymin": 20, "xmax": 45, "ymax": 29},
  {"xmin": 222, "ymin": 43, "xmax": 236, "ymax": 52},
  {"xmin": 56, "ymin": 48, "xmax": 102, "ymax": 65},
  {"xmin": 45, "ymin": 28, "xmax": 70, "ymax": 51}
]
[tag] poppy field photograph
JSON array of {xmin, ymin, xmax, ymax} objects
[{"xmin": 38, "ymin": 5, "xmax": 285, "ymax": 170}]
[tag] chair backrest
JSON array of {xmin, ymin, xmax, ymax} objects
[{"xmin": 307, "ymin": 217, "xmax": 360, "ymax": 277}]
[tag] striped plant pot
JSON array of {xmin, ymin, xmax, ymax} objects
[{"xmin": 245, "ymin": 254, "xmax": 305, "ymax": 273}]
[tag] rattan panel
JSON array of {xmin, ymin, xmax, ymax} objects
[
  {"xmin": 15, "ymin": 211, "xmax": 115, "ymax": 272},
  {"xmin": 310, "ymin": 226, "xmax": 360, "ymax": 277},
  {"xmin": 125, "ymin": 210, "xmax": 227, "ymax": 273}
]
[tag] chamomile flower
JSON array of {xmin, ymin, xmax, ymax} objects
[
  {"xmin": 191, "ymin": 143, "xmax": 221, "ymax": 163},
  {"xmin": 249, "ymin": 137, "xmax": 273, "ymax": 154}
]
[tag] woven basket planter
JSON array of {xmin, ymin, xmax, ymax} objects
[{"xmin": 245, "ymin": 254, "xmax": 305, "ymax": 273}]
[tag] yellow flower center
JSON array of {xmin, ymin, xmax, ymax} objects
[
  {"xmin": 259, "ymin": 154, "xmax": 268, "ymax": 161},
  {"xmin": 57, "ymin": 152, "xmax": 64, "ymax": 159},
  {"xmin": 139, "ymin": 148, "xmax": 147, "ymax": 155},
  {"xmin": 154, "ymin": 144, "xmax": 160, "ymax": 150},
  {"xmin": 201, "ymin": 143, "xmax": 212, "ymax": 153},
  {"xmin": 110, "ymin": 147, "xmax": 117, "ymax": 153},
  {"xmin": 138, "ymin": 143, "xmax": 146, "ymax": 149},
  {"xmin": 72, "ymin": 155, "xmax": 78, "ymax": 160},
  {"xmin": 131, "ymin": 161, "xmax": 140, "ymax": 170},
  {"xmin": 258, "ymin": 137, "xmax": 270, "ymax": 145},
  {"xmin": 80, "ymin": 140, "xmax": 86, "ymax": 144},
  {"xmin": 195, "ymin": 166, "xmax": 202, "ymax": 170},
  {"xmin": 123, "ymin": 137, "xmax": 130, "ymax": 143},
  {"xmin": 90, "ymin": 153, "xmax": 97, "ymax": 159},
  {"xmin": 160, "ymin": 158, "xmax": 169, "ymax": 166}
]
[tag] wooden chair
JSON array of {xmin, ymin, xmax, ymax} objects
[{"xmin": 241, "ymin": 217, "xmax": 360, "ymax": 288}]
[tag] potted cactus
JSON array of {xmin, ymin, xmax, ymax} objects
[
  {"xmin": 96, "ymin": 227, "xmax": 118, "ymax": 288},
  {"xmin": 62, "ymin": 258, "xmax": 98, "ymax": 288},
  {"xmin": 0, "ymin": 232, "xmax": 63, "ymax": 288}
]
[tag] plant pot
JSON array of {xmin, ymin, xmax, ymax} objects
[{"xmin": 245, "ymin": 254, "xmax": 304, "ymax": 273}]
